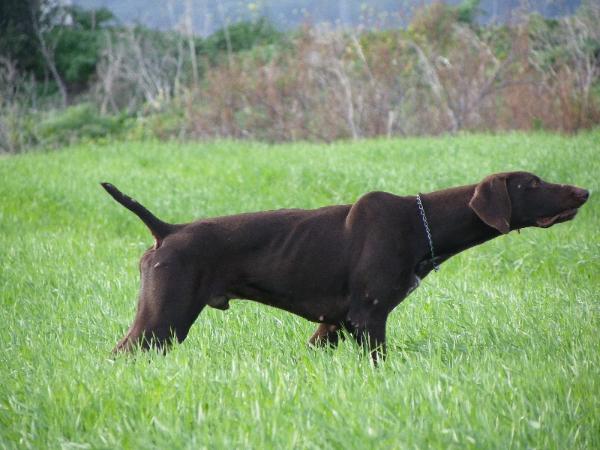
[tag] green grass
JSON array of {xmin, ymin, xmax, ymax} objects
[{"xmin": 1, "ymin": 132, "xmax": 599, "ymax": 449}]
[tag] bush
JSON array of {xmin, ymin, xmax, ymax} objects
[
  {"xmin": 38, "ymin": 103, "xmax": 129, "ymax": 147},
  {"xmin": 199, "ymin": 18, "xmax": 284, "ymax": 64}
]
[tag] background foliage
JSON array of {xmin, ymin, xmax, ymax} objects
[{"xmin": 0, "ymin": 1, "xmax": 599, "ymax": 152}]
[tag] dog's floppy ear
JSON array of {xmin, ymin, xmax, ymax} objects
[{"xmin": 469, "ymin": 174, "xmax": 511, "ymax": 234}]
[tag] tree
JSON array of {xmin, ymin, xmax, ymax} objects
[
  {"xmin": 0, "ymin": 0, "xmax": 39, "ymax": 73},
  {"xmin": 29, "ymin": 0, "xmax": 68, "ymax": 106}
]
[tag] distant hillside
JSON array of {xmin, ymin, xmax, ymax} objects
[{"xmin": 71, "ymin": 0, "xmax": 582, "ymax": 35}]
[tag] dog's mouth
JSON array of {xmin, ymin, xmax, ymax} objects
[{"xmin": 536, "ymin": 208, "xmax": 579, "ymax": 228}]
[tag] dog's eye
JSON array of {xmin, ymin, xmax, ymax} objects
[{"xmin": 530, "ymin": 179, "xmax": 540, "ymax": 188}]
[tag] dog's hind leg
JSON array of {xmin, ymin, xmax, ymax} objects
[
  {"xmin": 308, "ymin": 323, "xmax": 342, "ymax": 348},
  {"xmin": 113, "ymin": 247, "xmax": 208, "ymax": 353}
]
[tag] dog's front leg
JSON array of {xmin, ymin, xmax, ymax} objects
[
  {"xmin": 345, "ymin": 309, "xmax": 388, "ymax": 363},
  {"xmin": 345, "ymin": 270, "xmax": 414, "ymax": 363},
  {"xmin": 346, "ymin": 291, "xmax": 390, "ymax": 363}
]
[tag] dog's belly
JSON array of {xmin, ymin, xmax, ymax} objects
[
  {"xmin": 229, "ymin": 284, "xmax": 351, "ymax": 324},
  {"xmin": 200, "ymin": 205, "xmax": 356, "ymax": 323}
]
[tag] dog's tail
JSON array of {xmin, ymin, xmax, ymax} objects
[{"xmin": 101, "ymin": 182, "xmax": 176, "ymax": 247}]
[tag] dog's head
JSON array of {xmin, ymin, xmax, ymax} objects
[{"xmin": 469, "ymin": 172, "xmax": 589, "ymax": 234}]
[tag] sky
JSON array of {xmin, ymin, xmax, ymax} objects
[{"xmin": 71, "ymin": 0, "xmax": 582, "ymax": 35}]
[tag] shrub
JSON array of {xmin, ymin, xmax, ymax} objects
[
  {"xmin": 38, "ymin": 103, "xmax": 129, "ymax": 147},
  {"xmin": 199, "ymin": 18, "xmax": 284, "ymax": 64}
]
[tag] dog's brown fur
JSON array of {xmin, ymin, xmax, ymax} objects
[{"xmin": 102, "ymin": 172, "xmax": 589, "ymax": 360}]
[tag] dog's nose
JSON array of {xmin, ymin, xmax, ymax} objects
[{"xmin": 574, "ymin": 188, "xmax": 589, "ymax": 203}]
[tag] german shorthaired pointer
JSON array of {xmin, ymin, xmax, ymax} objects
[{"xmin": 102, "ymin": 171, "xmax": 589, "ymax": 360}]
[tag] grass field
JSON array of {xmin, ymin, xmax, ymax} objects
[{"xmin": 1, "ymin": 132, "xmax": 599, "ymax": 449}]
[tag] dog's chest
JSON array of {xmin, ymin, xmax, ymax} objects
[{"xmin": 407, "ymin": 274, "xmax": 421, "ymax": 295}]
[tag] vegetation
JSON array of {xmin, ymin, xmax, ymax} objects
[
  {"xmin": 1, "ymin": 1, "xmax": 599, "ymax": 152},
  {"xmin": 1, "ymin": 132, "xmax": 599, "ymax": 448}
]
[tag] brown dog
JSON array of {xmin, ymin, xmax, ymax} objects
[{"xmin": 102, "ymin": 172, "xmax": 589, "ymax": 360}]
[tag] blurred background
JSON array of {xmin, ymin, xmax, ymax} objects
[{"xmin": 1, "ymin": 0, "xmax": 598, "ymax": 152}]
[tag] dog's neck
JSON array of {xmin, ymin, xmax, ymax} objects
[{"xmin": 418, "ymin": 185, "xmax": 501, "ymax": 264}]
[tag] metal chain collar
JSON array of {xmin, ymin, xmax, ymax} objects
[{"xmin": 416, "ymin": 193, "xmax": 440, "ymax": 272}]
